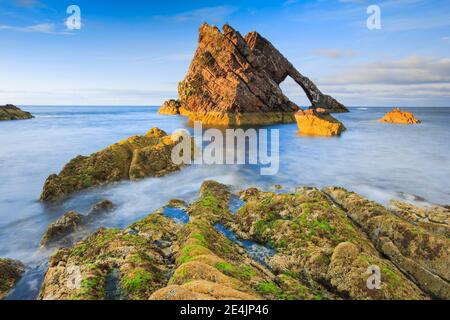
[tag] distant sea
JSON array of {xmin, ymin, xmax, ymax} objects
[{"xmin": 0, "ymin": 106, "xmax": 449, "ymax": 299}]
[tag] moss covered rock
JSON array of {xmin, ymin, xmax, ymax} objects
[
  {"xmin": 230, "ymin": 187, "xmax": 427, "ymax": 300},
  {"xmin": 40, "ymin": 128, "xmax": 194, "ymax": 202},
  {"xmin": 324, "ymin": 187, "xmax": 450, "ymax": 299},
  {"xmin": 0, "ymin": 104, "xmax": 33, "ymax": 121},
  {"xmin": 0, "ymin": 258, "xmax": 25, "ymax": 299},
  {"xmin": 39, "ymin": 181, "xmax": 447, "ymax": 300},
  {"xmin": 39, "ymin": 213, "xmax": 181, "ymax": 300}
]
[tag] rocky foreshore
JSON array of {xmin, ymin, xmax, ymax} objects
[
  {"xmin": 0, "ymin": 104, "xmax": 33, "ymax": 121},
  {"xmin": 38, "ymin": 181, "xmax": 449, "ymax": 300},
  {"xmin": 158, "ymin": 23, "xmax": 348, "ymax": 127},
  {"xmin": 40, "ymin": 128, "xmax": 194, "ymax": 202}
]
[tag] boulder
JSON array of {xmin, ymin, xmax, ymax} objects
[
  {"xmin": 87, "ymin": 199, "xmax": 116, "ymax": 218},
  {"xmin": 158, "ymin": 99, "xmax": 181, "ymax": 115},
  {"xmin": 0, "ymin": 258, "xmax": 25, "ymax": 299},
  {"xmin": 0, "ymin": 104, "xmax": 33, "ymax": 121},
  {"xmin": 295, "ymin": 109, "xmax": 346, "ymax": 136},
  {"xmin": 232, "ymin": 186, "xmax": 427, "ymax": 300},
  {"xmin": 40, "ymin": 211, "xmax": 85, "ymax": 247},
  {"xmin": 170, "ymin": 24, "xmax": 347, "ymax": 126},
  {"xmin": 378, "ymin": 108, "xmax": 421, "ymax": 124},
  {"xmin": 40, "ymin": 200, "xmax": 116, "ymax": 247},
  {"xmin": 40, "ymin": 128, "xmax": 194, "ymax": 202}
]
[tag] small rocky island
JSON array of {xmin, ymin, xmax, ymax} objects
[
  {"xmin": 295, "ymin": 109, "xmax": 346, "ymax": 136},
  {"xmin": 159, "ymin": 23, "xmax": 348, "ymax": 126},
  {"xmin": 0, "ymin": 104, "xmax": 33, "ymax": 121},
  {"xmin": 40, "ymin": 128, "xmax": 194, "ymax": 202},
  {"xmin": 37, "ymin": 181, "xmax": 449, "ymax": 300},
  {"xmin": 379, "ymin": 108, "xmax": 421, "ymax": 124}
]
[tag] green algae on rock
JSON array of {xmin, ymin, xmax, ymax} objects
[
  {"xmin": 38, "ymin": 181, "xmax": 449, "ymax": 300},
  {"xmin": 40, "ymin": 128, "xmax": 195, "ymax": 202},
  {"xmin": 323, "ymin": 187, "xmax": 450, "ymax": 299},
  {"xmin": 230, "ymin": 187, "xmax": 427, "ymax": 300},
  {"xmin": 0, "ymin": 104, "xmax": 33, "ymax": 121},
  {"xmin": 0, "ymin": 258, "xmax": 25, "ymax": 299}
]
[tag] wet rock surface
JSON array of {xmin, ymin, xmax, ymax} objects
[
  {"xmin": 295, "ymin": 109, "xmax": 346, "ymax": 137},
  {"xmin": 40, "ymin": 128, "xmax": 194, "ymax": 202},
  {"xmin": 40, "ymin": 200, "xmax": 116, "ymax": 248},
  {"xmin": 38, "ymin": 181, "xmax": 448, "ymax": 300},
  {"xmin": 324, "ymin": 187, "xmax": 450, "ymax": 299},
  {"xmin": 0, "ymin": 258, "xmax": 25, "ymax": 299},
  {"xmin": 0, "ymin": 104, "xmax": 33, "ymax": 121}
]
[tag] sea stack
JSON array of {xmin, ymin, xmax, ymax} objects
[
  {"xmin": 295, "ymin": 109, "xmax": 346, "ymax": 136},
  {"xmin": 160, "ymin": 23, "xmax": 348, "ymax": 126},
  {"xmin": 0, "ymin": 104, "xmax": 33, "ymax": 121},
  {"xmin": 379, "ymin": 108, "xmax": 421, "ymax": 124}
]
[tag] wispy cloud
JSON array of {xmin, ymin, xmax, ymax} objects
[
  {"xmin": 324, "ymin": 56, "xmax": 450, "ymax": 85},
  {"xmin": 12, "ymin": 0, "xmax": 45, "ymax": 8},
  {"xmin": 0, "ymin": 23, "xmax": 72, "ymax": 35},
  {"xmin": 163, "ymin": 6, "xmax": 238, "ymax": 23},
  {"xmin": 312, "ymin": 49, "xmax": 357, "ymax": 59},
  {"xmin": 281, "ymin": 55, "xmax": 450, "ymax": 106}
]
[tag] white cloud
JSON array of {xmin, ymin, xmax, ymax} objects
[
  {"xmin": 0, "ymin": 23, "xmax": 72, "ymax": 35},
  {"xmin": 312, "ymin": 49, "xmax": 356, "ymax": 59},
  {"xmin": 325, "ymin": 56, "xmax": 450, "ymax": 85},
  {"xmin": 281, "ymin": 55, "xmax": 450, "ymax": 106},
  {"xmin": 13, "ymin": 0, "xmax": 45, "ymax": 8}
]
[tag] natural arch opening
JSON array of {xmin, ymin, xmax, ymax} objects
[{"xmin": 279, "ymin": 75, "xmax": 311, "ymax": 108}]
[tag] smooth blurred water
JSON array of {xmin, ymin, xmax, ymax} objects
[{"xmin": 0, "ymin": 106, "xmax": 449, "ymax": 299}]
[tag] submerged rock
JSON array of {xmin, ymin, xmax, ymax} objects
[
  {"xmin": 295, "ymin": 109, "xmax": 346, "ymax": 136},
  {"xmin": 231, "ymin": 187, "xmax": 426, "ymax": 300},
  {"xmin": 378, "ymin": 108, "xmax": 421, "ymax": 124},
  {"xmin": 87, "ymin": 200, "xmax": 116, "ymax": 218},
  {"xmin": 168, "ymin": 23, "xmax": 347, "ymax": 126},
  {"xmin": 40, "ymin": 128, "xmax": 194, "ymax": 202},
  {"xmin": 40, "ymin": 211, "xmax": 85, "ymax": 247},
  {"xmin": 40, "ymin": 200, "xmax": 116, "ymax": 248},
  {"xmin": 0, "ymin": 258, "xmax": 25, "ymax": 299},
  {"xmin": 0, "ymin": 104, "xmax": 33, "ymax": 121}
]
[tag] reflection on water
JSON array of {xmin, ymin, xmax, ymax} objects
[
  {"xmin": 228, "ymin": 195, "xmax": 245, "ymax": 214},
  {"xmin": 0, "ymin": 106, "xmax": 449, "ymax": 299},
  {"xmin": 214, "ymin": 223, "xmax": 275, "ymax": 268},
  {"xmin": 163, "ymin": 207, "xmax": 190, "ymax": 224}
]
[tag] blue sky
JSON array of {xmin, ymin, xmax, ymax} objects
[{"xmin": 0, "ymin": 0, "xmax": 449, "ymax": 106}]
